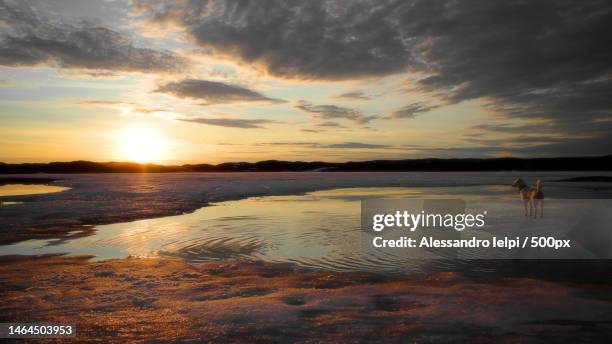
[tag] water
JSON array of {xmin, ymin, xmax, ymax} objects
[
  {"xmin": 2, "ymin": 172, "xmax": 612, "ymax": 275},
  {"xmin": 0, "ymin": 184, "xmax": 69, "ymax": 197},
  {"xmin": 1, "ymin": 181, "xmax": 609, "ymax": 274},
  {"xmin": 0, "ymin": 183, "xmax": 69, "ymax": 205}
]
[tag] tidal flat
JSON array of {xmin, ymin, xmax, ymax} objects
[
  {"xmin": 1, "ymin": 255, "xmax": 612, "ymax": 343},
  {"xmin": 2, "ymin": 172, "xmax": 612, "ymax": 342},
  {"xmin": 2, "ymin": 171, "xmax": 611, "ymax": 245}
]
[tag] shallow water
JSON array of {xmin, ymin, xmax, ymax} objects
[
  {"xmin": 0, "ymin": 184, "xmax": 69, "ymax": 197},
  {"xmin": 3, "ymin": 182, "xmax": 611, "ymax": 274}
]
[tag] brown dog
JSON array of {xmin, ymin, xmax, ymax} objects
[{"xmin": 512, "ymin": 178, "xmax": 544, "ymax": 218}]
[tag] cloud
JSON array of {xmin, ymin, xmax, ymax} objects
[
  {"xmin": 0, "ymin": 0, "xmax": 185, "ymax": 73},
  {"xmin": 504, "ymin": 137, "xmax": 612, "ymax": 157},
  {"xmin": 296, "ymin": 100, "xmax": 377, "ymax": 124},
  {"xmin": 241, "ymin": 136, "xmax": 612, "ymax": 157},
  {"xmin": 134, "ymin": 0, "xmax": 416, "ymax": 80},
  {"xmin": 463, "ymin": 135, "xmax": 567, "ymax": 147},
  {"xmin": 131, "ymin": 107, "xmax": 170, "ymax": 114},
  {"xmin": 157, "ymin": 79, "xmax": 284, "ymax": 105},
  {"xmin": 471, "ymin": 123, "xmax": 559, "ymax": 134},
  {"xmin": 255, "ymin": 141, "xmax": 390, "ymax": 149},
  {"xmin": 300, "ymin": 121, "xmax": 351, "ymax": 133},
  {"xmin": 335, "ymin": 91, "xmax": 371, "ymax": 100},
  {"xmin": 60, "ymin": 70, "xmax": 123, "ymax": 79},
  {"xmin": 255, "ymin": 142, "xmax": 320, "ymax": 147},
  {"xmin": 75, "ymin": 99, "xmax": 170, "ymax": 115},
  {"xmin": 178, "ymin": 117, "xmax": 276, "ymax": 128},
  {"xmin": 136, "ymin": 0, "xmax": 612, "ymax": 152},
  {"xmin": 391, "ymin": 102, "xmax": 439, "ymax": 119},
  {"xmin": 76, "ymin": 99, "xmax": 135, "ymax": 106},
  {"xmin": 326, "ymin": 142, "xmax": 390, "ymax": 149},
  {"xmin": 425, "ymin": 137, "xmax": 612, "ymax": 158},
  {"xmin": 316, "ymin": 121, "xmax": 347, "ymax": 128}
]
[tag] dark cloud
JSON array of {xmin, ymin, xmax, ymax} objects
[
  {"xmin": 359, "ymin": 116, "xmax": 379, "ymax": 124},
  {"xmin": 0, "ymin": 0, "xmax": 185, "ymax": 72},
  {"xmin": 391, "ymin": 102, "xmax": 439, "ymax": 119},
  {"xmin": 307, "ymin": 121, "xmax": 356, "ymax": 132},
  {"xmin": 249, "ymin": 136, "xmax": 612, "ymax": 157},
  {"xmin": 317, "ymin": 121, "xmax": 347, "ymax": 128},
  {"xmin": 61, "ymin": 70, "xmax": 122, "ymax": 79},
  {"xmin": 135, "ymin": 0, "xmax": 415, "ymax": 80},
  {"xmin": 253, "ymin": 137, "xmax": 612, "ymax": 157},
  {"xmin": 296, "ymin": 100, "xmax": 377, "ymax": 124},
  {"xmin": 157, "ymin": 79, "xmax": 284, "ymax": 105},
  {"xmin": 179, "ymin": 117, "xmax": 276, "ymax": 128},
  {"xmin": 505, "ymin": 137, "xmax": 612, "ymax": 157},
  {"xmin": 137, "ymin": 0, "xmax": 612, "ymax": 154},
  {"xmin": 471, "ymin": 123, "xmax": 536, "ymax": 134},
  {"xmin": 463, "ymin": 135, "xmax": 566, "ymax": 146},
  {"xmin": 255, "ymin": 142, "xmax": 320, "ymax": 147},
  {"xmin": 326, "ymin": 142, "xmax": 390, "ymax": 149},
  {"xmin": 471, "ymin": 123, "xmax": 565, "ymax": 134},
  {"xmin": 254, "ymin": 141, "xmax": 390, "ymax": 149},
  {"xmin": 399, "ymin": 0, "xmax": 612, "ymax": 143},
  {"xmin": 335, "ymin": 91, "xmax": 371, "ymax": 100},
  {"xmin": 421, "ymin": 136, "xmax": 612, "ymax": 158}
]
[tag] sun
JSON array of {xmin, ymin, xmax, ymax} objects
[{"xmin": 118, "ymin": 125, "xmax": 168, "ymax": 163}]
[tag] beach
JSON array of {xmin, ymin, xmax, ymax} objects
[
  {"xmin": 1, "ymin": 255, "xmax": 612, "ymax": 342},
  {"xmin": 3, "ymin": 171, "xmax": 611, "ymax": 245},
  {"xmin": 3, "ymin": 0, "xmax": 612, "ymax": 341},
  {"xmin": 2, "ymin": 172, "xmax": 612, "ymax": 342}
]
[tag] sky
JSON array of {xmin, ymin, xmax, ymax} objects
[{"xmin": 1, "ymin": 0, "xmax": 611, "ymax": 164}]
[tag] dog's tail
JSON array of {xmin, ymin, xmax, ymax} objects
[{"xmin": 535, "ymin": 179, "xmax": 542, "ymax": 192}]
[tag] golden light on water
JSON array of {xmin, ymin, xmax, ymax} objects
[{"xmin": 117, "ymin": 125, "xmax": 168, "ymax": 163}]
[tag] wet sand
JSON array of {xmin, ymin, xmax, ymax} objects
[{"xmin": 1, "ymin": 255, "xmax": 612, "ymax": 343}]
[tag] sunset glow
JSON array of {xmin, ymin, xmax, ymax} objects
[
  {"xmin": 1, "ymin": 0, "xmax": 611, "ymax": 164},
  {"xmin": 1, "ymin": 1, "xmax": 612, "ymax": 343},
  {"xmin": 117, "ymin": 126, "xmax": 168, "ymax": 163}
]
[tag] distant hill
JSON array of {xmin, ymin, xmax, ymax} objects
[{"xmin": 0, "ymin": 156, "xmax": 611, "ymax": 173}]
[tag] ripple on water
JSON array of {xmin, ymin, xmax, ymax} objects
[
  {"xmin": 2, "ymin": 184, "xmax": 610, "ymax": 276},
  {"xmin": 158, "ymin": 236, "xmax": 265, "ymax": 262}
]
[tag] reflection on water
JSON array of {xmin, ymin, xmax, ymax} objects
[
  {"xmin": 0, "ymin": 185, "xmax": 609, "ymax": 275},
  {"xmin": 0, "ymin": 186, "xmax": 503, "ymax": 273},
  {"xmin": 0, "ymin": 184, "xmax": 69, "ymax": 197}
]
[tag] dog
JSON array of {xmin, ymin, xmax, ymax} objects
[{"xmin": 511, "ymin": 178, "xmax": 544, "ymax": 218}]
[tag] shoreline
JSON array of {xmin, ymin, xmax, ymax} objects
[
  {"xmin": 1, "ymin": 255, "xmax": 612, "ymax": 342},
  {"xmin": 2, "ymin": 172, "xmax": 612, "ymax": 245}
]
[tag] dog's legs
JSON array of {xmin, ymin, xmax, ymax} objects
[
  {"xmin": 537, "ymin": 199, "xmax": 544, "ymax": 218},
  {"xmin": 530, "ymin": 196, "xmax": 536, "ymax": 218},
  {"xmin": 520, "ymin": 193, "xmax": 528, "ymax": 216}
]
